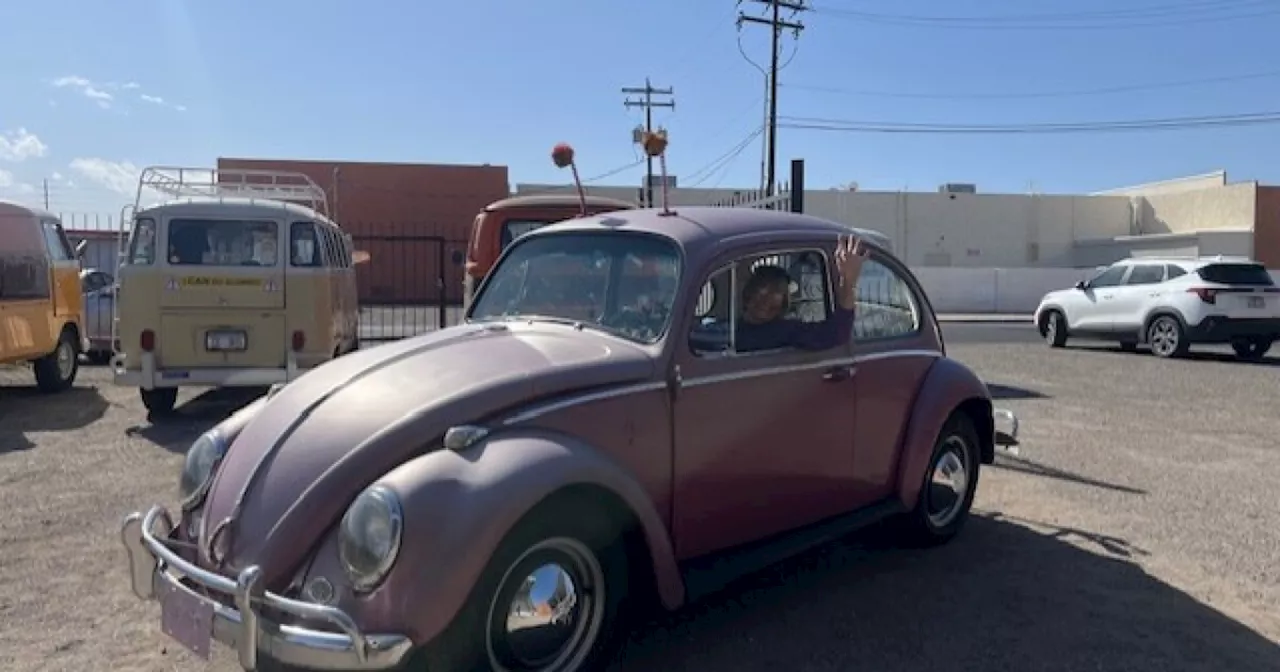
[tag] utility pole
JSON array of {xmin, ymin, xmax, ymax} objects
[
  {"xmin": 738, "ymin": 0, "xmax": 808, "ymax": 196},
  {"xmin": 622, "ymin": 78, "xmax": 675, "ymax": 207},
  {"xmin": 42, "ymin": 179, "xmax": 50, "ymax": 209}
]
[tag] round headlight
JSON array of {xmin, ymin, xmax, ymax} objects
[
  {"xmin": 179, "ymin": 430, "xmax": 226, "ymax": 509},
  {"xmin": 339, "ymin": 485, "xmax": 404, "ymax": 592}
]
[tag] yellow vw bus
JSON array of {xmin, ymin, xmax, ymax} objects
[
  {"xmin": 111, "ymin": 167, "xmax": 361, "ymax": 414},
  {"xmin": 0, "ymin": 200, "xmax": 88, "ymax": 392}
]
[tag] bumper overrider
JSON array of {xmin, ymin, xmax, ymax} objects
[
  {"xmin": 121, "ymin": 506, "xmax": 413, "ymax": 671},
  {"xmin": 993, "ymin": 408, "xmax": 1021, "ymax": 454}
]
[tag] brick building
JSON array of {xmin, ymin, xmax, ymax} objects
[{"xmin": 216, "ymin": 157, "xmax": 510, "ymax": 305}]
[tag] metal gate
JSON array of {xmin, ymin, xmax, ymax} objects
[{"xmin": 352, "ymin": 233, "xmax": 466, "ymax": 343}]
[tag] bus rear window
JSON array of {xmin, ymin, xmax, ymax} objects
[
  {"xmin": 167, "ymin": 219, "xmax": 279, "ymax": 266},
  {"xmin": 1197, "ymin": 263, "xmax": 1274, "ymax": 286}
]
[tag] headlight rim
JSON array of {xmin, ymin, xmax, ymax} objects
[
  {"xmin": 339, "ymin": 484, "xmax": 404, "ymax": 593},
  {"xmin": 179, "ymin": 429, "xmax": 227, "ymax": 512}
]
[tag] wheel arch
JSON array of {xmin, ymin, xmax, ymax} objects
[
  {"xmin": 1036, "ymin": 304, "xmax": 1065, "ymax": 335},
  {"xmin": 894, "ymin": 357, "xmax": 993, "ymax": 507}
]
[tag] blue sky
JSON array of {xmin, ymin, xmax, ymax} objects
[{"xmin": 1, "ymin": 0, "xmax": 1277, "ymax": 218}]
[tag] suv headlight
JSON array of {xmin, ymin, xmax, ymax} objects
[
  {"xmin": 179, "ymin": 430, "xmax": 226, "ymax": 510},
  {"xmin": 339, "ymin": 485, "xmax": 404, "ymax": 592}
]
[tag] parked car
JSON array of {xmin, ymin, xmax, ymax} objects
[
  {"xmin": 80, "ymin": 268, "xmax": 116, "ymax": 364},
  {"xmin": 121, "ymin": 206, "xmax": 1021, "ymax": 672},
  {"xmin": 1034, "ymin": 256, "xmax": 1280, "ymax": 359}
]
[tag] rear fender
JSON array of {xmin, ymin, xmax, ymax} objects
[
  {"xmin": 894, "ymin": 357, "xmax": 994, "ymax": 508},
  {"xmin": 371, "ymin": 429, "xmax": 683, "ymax": 646}
]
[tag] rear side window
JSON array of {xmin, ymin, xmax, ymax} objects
[
  {"xmin": 128, "ymin": 217, "xmax": 157, "ymax": 265},
  {"xmin": 1197, "ymin": 263, "xmax": 1274, "ymax": 286},
  {"xmin": 290, "ymin": 222, "xmax": 321, "ymax": 267},
  {"xmin": 1166, "ymin": 264, "xmax": 1187, "ymax": 280}
]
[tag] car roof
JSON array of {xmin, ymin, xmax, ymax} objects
[
  {"xmin": 0, "ymin": 199, "xmax": 58, "ymax": 221},
  {"xmin": 1113, "ymin": 255, "xmax": 1258, "ymax": 270},
  {"xmin": 138, "ymin": 196, "xmax": 335, "ymax": 224},
  {"xmin": 530, "ymin": 206, "xmax": 891, "ymax": 264},
  {"xmin": 486, "ymin": 193, "xmax": 637, "ymax": 212}
]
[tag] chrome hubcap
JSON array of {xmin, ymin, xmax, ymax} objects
[
  {"xmin": 486, "ymin": 538, "xmax": 605, "ymax": 672},
  {"xmin": 56, "ymin": 341, "xmax": 75, "ymax": 379},
  {"xmin": 1149, "ymin": 319, "xmax": 1177, "ymax": 355},
  {"xmin": 927, "ymin": 437, "xmax": 971, "ymax": 528}
]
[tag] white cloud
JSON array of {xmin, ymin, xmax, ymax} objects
[
  {"xmin": 51, "ymin": 171, "xmax": 63, "ymax": 181},
  {"xmin": 0, "ymin": 170, "xmax": 37, "ymax": 197},
  {"xmin": 139, "ymin": 93, "xmax": 187, "ymax": 112},
  {"xmin": 0, "ymin": 128, "xmax": 49, "ymax": 162},
  {"xmin": 0, "ymin": 169, "xmax": 12, "ymax": 188},
  {"xmin": 51, "ymin": 75, "xmax": 187, "ymax": 112},
  {"xmin": 69, "ymin": 157, "xmax": 142, "ymax": 196},
  {"xmin": 52, "ymin": 75, "xmax": 114, "ymax": 109}
]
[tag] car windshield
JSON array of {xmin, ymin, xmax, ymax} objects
[{"xmin": 470, "ymin": 232, "xmax": 681, "ymax": 344}]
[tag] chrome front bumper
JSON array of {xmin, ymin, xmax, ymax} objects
[
  {"xmin": 121, "ymin": 506, "xmax": 413, "ymax": 671},
  {"xmin": 993, "ymin": 408, "xmax": 1021, "ymax": 455}
]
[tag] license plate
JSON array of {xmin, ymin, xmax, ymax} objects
[
  {"xmin": 1248, "ymin": 296, "xmax": 1265, "ymax": 309},
  {"xmin": 205, "ymin": 330, "xmax": 247, "ymax": 351},
  {"xmin": 159, "ymin": 581, "xmax": 214, "ymax": 659}
]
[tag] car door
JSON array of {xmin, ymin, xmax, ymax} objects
[
  {"xmin": 672, "ymin": 243, "xmax": 859, "ymax": 559},
  {"xmin": 1071, "ymin": 265, "xmax": 1129, "ymax": 332},
  {"xmin": 848, "ymin": 253, "xmax": 940, "ymax": 505},
  {"xmin": 1112, "ymin": 263, "xmax": 1166, "ymax": 334}
]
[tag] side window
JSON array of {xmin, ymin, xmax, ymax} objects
[
  {"xmin": 128, "ymin": 217, "xmax": 156, "ymax": 265},
  {"xmin": 853, "ymin": 258, "xmax": 921, "ymax": 341},
  {"xmin": 338, "ymin": 234, "xmax": 353, "ymax": 268},
  {"xmin": 1124, "ymin": 264, "xmax": 1165, "ymax": 285},
  {"xmin": 1089, "ymin": 265, "xmax": 1128, "ymax": 288},
  {"xmin": 1166, "ymin": 264, "xmax": 1187, "ymax": 280},
  {"xmin": 40, "ymin": 219, "xmax": 73, "ymax": 261},
  {"xmin": 290, "ymin": 222, "xmax": 321, "ymax": 267},
  {"xmin": 688, "ymin": 248, "xmax": 835, "ymax": 357}
]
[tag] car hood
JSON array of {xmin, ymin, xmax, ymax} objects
[{"xmin": 199, "ymin": 321, "xmax": 655, "ymax": 586}]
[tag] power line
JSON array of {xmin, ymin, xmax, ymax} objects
[
  {"xmin": 781, "ymin": 68, "xmax": 1280, "ymax": 101},
  {"xmin": 684, "ymin": 127, "xmax": 766, "ymax": 187},
  {"xmin": 622, "ymin": 79, "xmax": 675, "ymax": 207},
  {"xmin": 778, "ymin": 109, "xmax": 1280, "ymax": 134},
  {"xmin": 809, "ymin": 0, "xmax": 1280, "ymax": 29},
  {"xmin": 738, "ymin": 0, "xmax": 809, "ymax": 197}
]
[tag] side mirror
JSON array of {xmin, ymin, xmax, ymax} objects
[
  {"xmin": 1074, "ymin": 280, "xmax": 1087, "ymax": 291},
  {"xmin": 451, "ymin": 250, "xmax": 465, "ymax": 266}
]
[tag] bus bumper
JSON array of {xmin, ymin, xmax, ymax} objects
[{"xmin": 111, "ymin": 351, "xmax": 304, "ymax": 389}]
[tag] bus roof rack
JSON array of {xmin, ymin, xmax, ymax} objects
[{"xmin": 137, "ymin": 166, "xmax": 330, "ymax": 218}]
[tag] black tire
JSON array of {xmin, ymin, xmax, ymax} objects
[
  {"xmin": 1146, "ymin": 315, "xmax": 1189, "ymax": 358},
  {"xmin": 140, "ymin": 387, "xmax": 178, "ymax": 415},
  {"xmin": 1043, "ymin": 310, "xmax": 1068, "ymax": 348},
  {"xmin": 898, "ymin": 414, "xmax": 982, "ymax": 547},
  {"xmin": 1231, "ymin": 337, "xmax": 1272, "ymax": 361},
  {"xmin": 415, "ymin": 503, "xmax": 632, "ymax": 672},
  {"xmin": 33, "ymin": 330, "xmax": 79, "ymax": 393}
]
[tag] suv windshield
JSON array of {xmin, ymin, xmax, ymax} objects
[
  {"xmin": 470, "ymin": 232, "xmax": 681, "ymax": 343},
  {"xmin": 1197, "ymin": 263, "xmax": 1274, "ymax": 286}
]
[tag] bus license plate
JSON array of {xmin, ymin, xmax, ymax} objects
[
  {"xmin": 206, "ymin": 330, "xmax": 247, "ymax": 352},
  {"xmin": 1248, "ymin": 296, "xmax": 1265, "ymax": 309}
]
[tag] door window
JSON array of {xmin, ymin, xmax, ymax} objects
[
  {"xmin": 1088, "ymin": 266, "xmax": 1128, "ymax": 288},
  {"xmin": 688, "ymin": 248, "xmax": 839, "ymax": 356},
  {"xmin": 128, "ymin": 218, "xmax": 157, "ymax": 265},
  {"xmin": 1123, "ymin": 264, "xmax": 1165, "ymax": 286},
  {"xmin": 40, "ymin": 219, "xmax": 73, "ymax": 261}
]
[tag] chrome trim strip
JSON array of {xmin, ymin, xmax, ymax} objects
[
  {"xmin": 680, "ymin": 356, "xmax": 858, "ymax": 388},
  {"xmin": 121, "ymin": 506, "xmax": 413, "ymax": 671},
  {"xmin": 502, "ymin": 381, "xmax": 667, "ymax": 426}
]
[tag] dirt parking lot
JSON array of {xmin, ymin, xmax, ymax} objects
[{"xmin": 1, "ymin": 333, "xmax": 1278, "ymax": 671}]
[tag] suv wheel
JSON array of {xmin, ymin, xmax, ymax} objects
[
  {"xmin": 1043, "ymin": 311, "xmax": 1068, "ymax": 348},
  {"xmin": 1147, "ymin": 315, "xmax": 1189, "ymax": 358},
  {"xmin": 1230, "ymin": 337, "xmax": 1273, "ymax": 361}
]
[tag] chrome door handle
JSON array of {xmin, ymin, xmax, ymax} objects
[{"xmin": 822, "ymin": 365, "xmax": 856, "ymax": 382}]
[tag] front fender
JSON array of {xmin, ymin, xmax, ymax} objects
[
  {"xmin": 371, "ymin": 429, "xmax": 683, "ymax": 646},
  {"xmin": 894, "ymin": 357, "xmax": 993, "ymax": 509}
]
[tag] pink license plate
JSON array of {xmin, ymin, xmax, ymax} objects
[{"xmin": 159, "ymin": 582, "xmax": 215, "ymax": 659}]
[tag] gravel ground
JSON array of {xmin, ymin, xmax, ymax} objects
[{"xmin": 0, "ymin": 337, "xmax": 1277, "ymax": 672}]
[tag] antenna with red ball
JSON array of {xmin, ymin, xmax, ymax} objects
[
  {"xmin": 551, "ymin": 142, "xmax": 588, "ymax": 218},
  {"xmin": 641, "ymin": 130, "xmax": 674, "ymax": 216}
]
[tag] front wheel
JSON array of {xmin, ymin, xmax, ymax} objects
[
  {"xmin": 33, "ymin": 331, "xmax": 79, "ymax": 393},
  {"xmin": 1231, "ymin": 337, "xmax": 1273, "ymax": 361},
  {"xmin": 417, "ymin": 509, "xmax": 631, "ymax": 671},
  {"xmin": 898, "ymin": 414, "xmax": 981, "ymax": 546},
  {"xmin": 1043, "ymin": 310, "xmax": 1068, "ymax": 348}
]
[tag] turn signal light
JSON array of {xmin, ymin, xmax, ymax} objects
[{"xmin": 291, "ymin": 330, "xmax": 306, "ymax": 352}]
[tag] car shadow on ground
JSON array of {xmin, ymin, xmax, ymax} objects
[
  {"xmin": 0, "ymin": 385, "xmax": 109, "ymax": 453},
  {"xmin": 126, "ymin": 387, "xmax": 266, "ymax": 453},
  {"xmin": 986, "ymin": 382, "xmax": 1050, "ymax": 400},
  {"xmin": 989, "ymin": 453, "xmax": 1147, "ymax": 495},
  {"xmin": 618, "ymin": 511, "xmax": 1277, "ymax": 671},
  {"xmin": 1076, "ymin": 344, "xmax": 1280, "ymax": 368}
]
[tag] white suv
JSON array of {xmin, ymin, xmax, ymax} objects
[{"xmin": 1034, "ymin": 257, "xmax": 1280, "ymax": 359}]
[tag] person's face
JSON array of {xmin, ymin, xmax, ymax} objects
[{"xmin": 743, "ymin": 282, "xmax": 787, "ymax": 324}]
